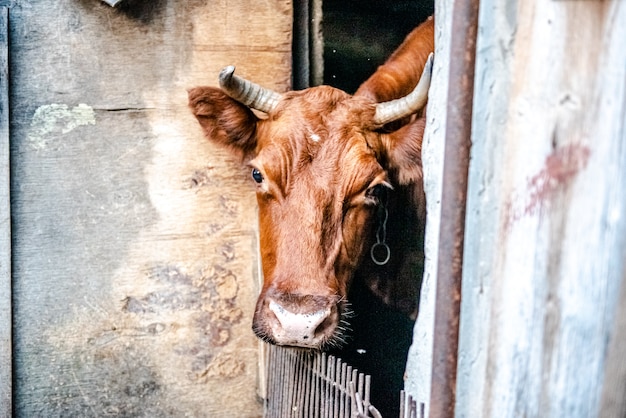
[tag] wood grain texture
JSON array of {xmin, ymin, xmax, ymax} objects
[
  {"xmin": 599, "ymin": 263, "xmax": 626, "ymax": 418},
  {"xmin": 403, "ymin": 2, "xmax": 451, "ymax": 416},
  {"xmin": 9, "ymin": 0, "xmax": 291, "ymax": 416},
  {"xmin": 0, "ymin": 6, "xmax": 11, "ymax": 417},
  {"xmin": 457, "ymin": 1, "xmax": 626, "ymax": 417}
]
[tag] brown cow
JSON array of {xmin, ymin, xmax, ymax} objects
[{"xmin": 189, "ymin": 17, "xmax": 434, "ymax": 350}]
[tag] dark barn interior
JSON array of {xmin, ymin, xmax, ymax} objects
[
  {"xmin": 321, "ymin": 1, "xmax": 434, "ymax": 416},
  {"xmin": 323, "ymin": 0, "xmax": 434, "ymax": 94}
]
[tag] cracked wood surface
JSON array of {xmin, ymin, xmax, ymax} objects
[
  {"xmin": 456, "ymin": 1, "xmax": 626, "ymax": 417},
  {"xmin": 8, "ymin": 1, "xmax": 291, "ymax": 416}
]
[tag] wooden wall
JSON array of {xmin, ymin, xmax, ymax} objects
[
  {"xmin": 5, "ymin": 0, "xmax": 292, "ymax": 415},
  {"xmin": 456, "ymin": 1, "xmax": 626, "ymax": 417},
  {"xmin": 406, "ymin": 1, "xmax": 626, "ymax": 417},
  {"xmin": 1, "ymin": 4, "xmax": 11, "ymax": 417},
  {"xmin": 403, "ymin": 0, "xmax": 451, "ymax": 414}
]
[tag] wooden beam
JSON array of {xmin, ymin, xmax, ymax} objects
[
  {"xmin": 0, "ymin": 5, "xmax": 12, "ymax": 417},
  {"xmin": 428, "ymin": 1, "xmax": 479, "ymax": 417},
  {"xmin": 404, "ymin": 4, "xmax": 453, "ymax": 415}
]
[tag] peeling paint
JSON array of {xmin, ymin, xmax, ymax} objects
[
  {"xmin": 524, "ymin": 144, "xmax": 591, "ymax": 215},
  {"xmin": 28, "ymin": 103, "xmax": 96, "ymax": 149},
  {"xmin": 505, "ymin": 143, "xmax": 591, "ymax": 230}
]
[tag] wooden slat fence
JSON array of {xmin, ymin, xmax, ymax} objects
[{"xmin": 265, "ymin": 345, "xmax": 379, "ymax": 418}]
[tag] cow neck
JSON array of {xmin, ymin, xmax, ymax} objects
[{"xmin": 355, "ymin": 183, "xmax": 425, "ymax": 318}]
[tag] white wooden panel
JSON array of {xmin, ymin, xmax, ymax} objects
[
  {"xmin": 599, "ymin": 269, "xmax": 626, "ymax": 417},
  {"xmin": 0, "ymin": 5, "xmax": 11, "ymax": 417},
  {"xmin": 457, "ymin": 1, "xmax": 626, "ymax": 417}
]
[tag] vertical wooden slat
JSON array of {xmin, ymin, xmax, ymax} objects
[
  {"xmin": 599, "ymin": 262, "xmax": 626, "ymax": 417},
  {"xmin": 300, "ymin": 352, "xmax": 307, "ymax": 418},
  {"xmin": 266, "ymin": 345, "xmax": 278, "ymax": 416},
  {"xmin": 364, "ymin": 374, "xmax": 371, "ymax": 413},
  {"xmin": 338, "ymin": 361, "xmax": 346, "ymax": 417},
  {"xmin": 314, "ymin": 353, "xmax": 322, "ymax": 417},
  {"xmin": 343, "ymin": 365, "xmax": 352, "ymax": 418},
  {"xmin": 0, "ymin": 5, "xmax": 11, "ymax": 417},
  {"xmin": 278, "ymin": 347, "xmax": 287, "ymax": 417},
  {"xmin": 302, "ymin": 352, "xmax": 312, "ymax": 417},
  {"xmin": 263, "ymin": 347, "xmax": 379, "ymax": 417},
  {"xmin": 295, "ymin": 350, "xmax": 307, "ymax": 416},
  {"xmin": 350, "ymin": 370, "xmax": 357, "ymax": 415},
  {"xmin": 403, "ymin": 1, "xmax": 454, "ymax": 414},
  {"xmin": 332, "ymin": 358, "xmax": 339, "ymax": 418},
  {"xmin": 280, "ymin": 347, "xmax": 290, "ymax": 417},
  {"xmin": 428, "ymin": 0, "xmax": 479, "ymax": 415}
]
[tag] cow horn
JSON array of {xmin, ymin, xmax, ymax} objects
[
  {"xmin": 219, "ymin": 66, "xmax": 281, "ymax": 113},
  {"xmin": 373, "ymin": 53, "xmax": 433, "ymax": 126}
]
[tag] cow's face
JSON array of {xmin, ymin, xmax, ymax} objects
[
  {"xmin": 189, "ymin": 59, "xmax": 430, "ymax": 349},
  {"xmin": 250, "ymin": 89, "xmax": 394, "ymax": 349}
]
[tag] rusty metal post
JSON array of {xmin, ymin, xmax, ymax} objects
[{"xmin": 428, "ymin": 0, "xmax": 480, "ymax": 417}]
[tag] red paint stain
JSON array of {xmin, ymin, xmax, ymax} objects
[{"xmin": 505, "ymin": 143, "xmax": 591, "ymax": 230}]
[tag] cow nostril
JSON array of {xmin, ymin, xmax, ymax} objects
[
  {"xmin": 267, "ymin": 299, "xmax": 334, "ymax": 346},
  {"xmin": 313, "ymin": 314, "xmax": 334, "ymax": 337}
]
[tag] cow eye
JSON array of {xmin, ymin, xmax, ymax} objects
[
  {"xmin": 251, "ymin": 168, "xmax": 264, "ymax": 183},
  {"xmin": 366, "ymin": 184, "xmax": 389, "ymax": 204}
]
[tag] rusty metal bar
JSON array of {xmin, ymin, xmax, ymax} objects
[{"xmin": 428, "ymin": 0, "xmax": 480, "ymax": 417}]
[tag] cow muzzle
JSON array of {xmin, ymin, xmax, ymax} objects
[{"xmin": 253, "ymin": 292, "xmax": 341, "ymax": 349}]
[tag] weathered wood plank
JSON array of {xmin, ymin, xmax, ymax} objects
[
  {"xmin": 9, "ymin": 0, "xmax": 291, "ymax": 416},
  {"xmin": 0, "ymin": 6, "xmax": 11, "ymax": 417},
  {"xmin": 403, "ymin": 2, "xmax": 451, "ymax": 416},
  {"xmin": 599, "ymin": 266, "xmax": 626, "ymax": 417},
  {"xmin": 457, "ymin": 1, "xmax": 626, "ymax": 417}
]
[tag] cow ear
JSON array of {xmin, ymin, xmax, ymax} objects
[
  {"xmin": 380, "ymin": 117, "xmax": 425, "ymax": 186},
  {"xmin": 188, "ymin": 86, "xmax": 259, "ymax": 160}
]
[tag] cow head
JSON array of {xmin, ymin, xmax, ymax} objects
[{"xmin": 188, "ymin": 55, "xmax": 431, "ymax": 350}]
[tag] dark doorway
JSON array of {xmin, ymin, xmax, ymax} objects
[
  {"xmin": 321, "ymin": 1, "xmax": 434, "ymax": 416},
  {"xmin": 323, "ymin": 0, "xmax": 434, "ymax": 93}
]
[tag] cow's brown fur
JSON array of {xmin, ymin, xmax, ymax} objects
[{"xmin": 189, "ymin": 17, "xmax": 434, "ymax": 350}]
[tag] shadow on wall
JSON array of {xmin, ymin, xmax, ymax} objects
[{"xmin": 323, "ymin": 0, "xmax": 435, "ymax": 93}]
